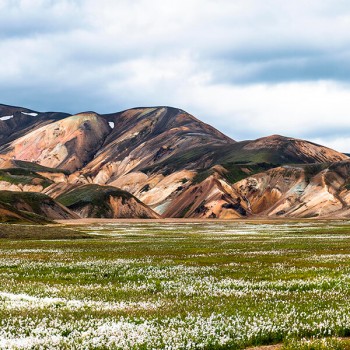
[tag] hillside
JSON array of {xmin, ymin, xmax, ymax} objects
[
  {"xmin": 0, "ymin": 201, "xmax": 51, "ymax": 224},
  {"xmin": 56, "ymin": 184, "xmax": 160, "ymax": 219},
  {"xmin": 0, "ymin": 103, "xmax": 70, "ymax": 147},
  {"xmin": 0, "ymin": 112, "xmax": 111, "ymax": 172},
  {"xmin": 0, "ymin": 191, "xmax": 78, "ymax": 224},
  {"xmin": 232, "ymin": 161, "xmax": 350, "ymax": 218},
  {"xmin": 0, "ymin": 103, "xmax": 348, "ymax": 220}
]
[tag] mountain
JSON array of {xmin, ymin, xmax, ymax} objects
[
  {"xmin": 233, "ymin": 161, "xmax": 350, "ymax": 218},
  {"xmin": 161, "ymin": 167, "xmax": 247, "ymax": 219},
  {"xmin": 0, "ymin": 103, "xmax": 348, "ymax": 221},
  {"xmin": 84, "ymin": 106, "xmax": 235, "ymax": 180},
  {"xmin": 216, "ymin": 134, "xmax": 348, "ymax": 164},
  {"xmin": 0, "ymin": 112, "xmax": 111, "ymax": 172},
  {"xmin": 0, "ymin": 191, "xmax": 78, "ymax": 222},
  {"xmin": 99, "ymin": 133, "xmax": 347, "ymax": 217},
  {"xmin": 0, "ymin": 103, "xmax": 70, "ymax": 147},
  {"xmin": 56, "ymin": 184, "xmax": 160, "ymax": 219},
  {"xmin": 0, "ymin": 201, "xmax": 51, "ymax": 224}
]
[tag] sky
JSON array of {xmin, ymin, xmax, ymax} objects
[{"xmin": 1, "ymin": 0, "xmax": 350, "ymax": 151}]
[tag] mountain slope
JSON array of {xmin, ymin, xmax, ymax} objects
[
  {"xmin": 85, "ymin": 106, "xmax": 235, "ymax": 182},
  {"xmin": 232, "ymin": 161, "xmax": 350, "ymax": 218},
  {"xmin": 0, "ymin": 103, "xmax": 70, "ymax": 147},
  {"xmin": 162, "ymin": 171, "xmax": 247, "ymax": 219},
  {"xmin": 228, "ymin": 135, "xmax": 348, "ymax": 164},
  {"xmin": 56, "ymin": 184, "xmax": 160, "ymax": 219},
  {"xmin": 0, "ymin": 201, "xmax": 51, "ymax": 224},
  {"xmin": 93, "ymin": 132, "xmax": 347, "ymax": 216},
  {"xmin": 0, "ymin": 103, "xmax": 349, "ymax": 220},
  {"xmin": 0, "ymin": 191, "xmax": 78, "ymax": 220},
  {"xmin": 0, "ymin": 112, "xmax": 111, "ymax": 172}
]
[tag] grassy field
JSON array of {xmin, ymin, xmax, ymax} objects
[{"xmin": 2, "ymin": 221, "xmax": 350, "ymax": 349}]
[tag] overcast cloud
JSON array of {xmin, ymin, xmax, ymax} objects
[{"xmin": 1, "ymin": 0, "xmax": 350, "ymax": 151}]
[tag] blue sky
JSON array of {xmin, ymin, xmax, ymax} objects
[{"xmin": 1, "ymin": 0, "xmax": 350, "ymax": 151}]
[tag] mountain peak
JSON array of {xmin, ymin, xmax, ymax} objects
[{"xmin": 242, "ymin": 134, "xmax": 348, "ymax": 163}]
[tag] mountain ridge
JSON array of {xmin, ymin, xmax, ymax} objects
[{"xmin": 0, "ymin": 103, "xmax": 348, "ymax": 221}]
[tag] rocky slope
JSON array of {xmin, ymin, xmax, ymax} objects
[
  {"xmin": 0, "ymin": 201, "xmax": 51, "ymax": 224},
  {"xmin": 0, "ymin": 112, "xmax": 111, "ymax": 172},
  {"xmin": 85, "ymin": 107, "xmax": 235, "ymax": 181},
  {"xmin": 0, "ymin": 103, "xmax": 348, "ymax": 221},
  {"xmin": 219, "ymin": 134, "xmax": 348, "ymax": 164},
  {"xmin": 0, "ymin": 103, "xmax": 70, "ymax": 147},
  {"xmin": 56, "ymin": 184, "xmax": 160, "ymax": 219},
  {"xmin": 232, "ymin": 161, "xmax": 350, "ymax": 218},
  {"xmin": 162, "ymin": 171, "xmax": 246, "ymax": 219},
  {"xmin": 0, "ymin": 191, "xmax": 78, "ymax": 221}
]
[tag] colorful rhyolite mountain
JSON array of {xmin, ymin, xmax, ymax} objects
[{"xmin": 0, "ymin": 102, "xmax": 349, "ymax": 221}]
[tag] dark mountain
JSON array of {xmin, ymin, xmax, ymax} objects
[{"xmin": 0, "ymin": 103, "xmax": 70, "ymax": 147}]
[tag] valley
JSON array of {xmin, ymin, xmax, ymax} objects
[{"xmin": 1, "ymin": 221, "xmax": 350, "ymax": 349}]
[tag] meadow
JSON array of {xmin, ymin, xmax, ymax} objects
[{"xmin": 2, "ymin": 221, "xmax": 350, "ymax": 349}]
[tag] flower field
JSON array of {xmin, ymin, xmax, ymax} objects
[{"xmin": 2, "ymin": 221, "xmax": 350, "ymax": 349}]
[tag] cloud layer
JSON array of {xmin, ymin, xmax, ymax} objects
[{"xmin": 2, "ymin": 0, "xmax": 350, "ymax": 151}]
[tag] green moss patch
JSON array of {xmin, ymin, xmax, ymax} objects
[
  {"xmin": 57, "ymin": 184, "xmax": 139, "ymax": 217},
  {"xmin": 0, "ymin": 168, "xmax": 53, "ymax": 188}
]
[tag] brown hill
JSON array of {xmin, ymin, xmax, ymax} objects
[
  {"xmin": 56, "ymin": 184, "xmax": 160, "ymax": 219},
  {"xmin": 0, "ymin": 103, "xmax": 348, "ymax": 220},
  {"xmin": 0, "ymin": 112, "xmax": 110, "ymax": 172},
  {"xmin": 0, "ymin": 103, "xmax": 70, "ymax": 146},
  {"xmin": 234, "ymin": 134, "xmax": 348, "ymax": 164},
  {"xmin": 0, "ymin": 201, "xmax": 51, "ymax": 224},
  {"xmin": 97, "ymin": 134, "xmax": 347, "ymax": 217},
  {"xmin": 0, "ymin": 191, "xmax": 78, "ymax": 221},
  {"xmin": 232, "ymin": 161, "xmax": 350, "ymax": 218},
  {"xmin": 84, "ymin": 106, "xmax": 235, "ymax": 181}
]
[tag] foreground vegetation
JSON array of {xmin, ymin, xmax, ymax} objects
[
  {"xmin": 0, "ymin": 224, "xmax": 89, "ymax": 240},
  {"xmin": 2, "ymin": 221, "xmax": 350, "ymax": 349}
]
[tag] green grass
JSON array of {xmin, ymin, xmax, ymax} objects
[
  {"xmin": 0, "ymin": 168, "xmax": 52, "ymax": 187},
  {"xmin": 222, "ymin": 162, "xmax": 277, "ymax": 183},
  {"xmin": 0, "ymin": 224, "xmax": 91, "ymax": 239},
  {"xmin": 0, "ymin": 191, "xmax": 70, "ymax": 224},
  {"xmin": 283, "ymin": 337, "xmax": 350, "ymax": 349},
  {"xmin": 140, "ymin": 143, "xmax": 281, "ymax": 175},
  {"xmin": 57, "ymin": 184, "xmax": 134, "ymax": 207},
  {"xmin": 13, "ymin": 160, "xmax": 71, "ymax": 174},
  {"xmin": 141, "ymin": 145, "xmax": 217, "ymax": 174},
  {"xmin": 0, "ymin": 200, "xmax": 52, "ymax": 224},
  {"xmin": 192, "ymin": 162, "xmax": 278, "ymax": 184},
  {"xmin": 302, "ymin": 163, "xmax": 330, "ymax": 183},
  {"xmin": 56, "ymin": 184, "xmax": 140, "ymax": 217},
  {"xmin": 0, "ymin": 191, "xmax": 53, "ymax": 212},
  {"xmin": 2, "ymin": 221, "xmax": 350, "ymax": 348},
  {"xmin": 192, "ymin": 168, "xmax": 212, "ymax": 184}
]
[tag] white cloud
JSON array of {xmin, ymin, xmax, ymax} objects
[
  {"xmin": 1, "ymin": 0, "xmax": 350, "ymax": 152},
  {"xmin": 311, "ymin": 137, "xmax": 350, "ymax": 153},
  {"xmin": 176, "ymin": 81, "xmax": 350, "ymax": 139}
]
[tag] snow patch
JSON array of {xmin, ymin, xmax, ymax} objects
[
  {"xmin": 0, "ymin": 115, "xmax": 13, "ymax": 121},
  {"xmin": 21, "ymin": 112, "xmax": 38, "ymax": 116},
  {"xmin": 109, "ymin": 122, "xmax": 115, "ymax": 129}
]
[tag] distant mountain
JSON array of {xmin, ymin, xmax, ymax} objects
[
  {"xmin": 232, "ymin": 161, "xmax": 350, "ymax": 218},
  {"xmin": 220, "ymin": 134, "xmax": 348, "ymax": 164},
  {"xmin": 0, "ymin": 103, "xmax": 348, "ymax": 220}
]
